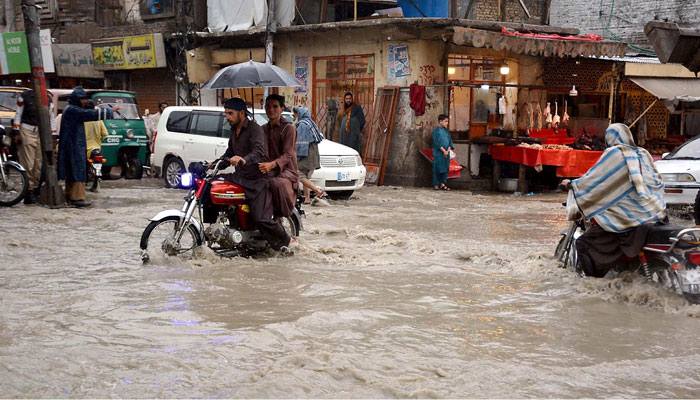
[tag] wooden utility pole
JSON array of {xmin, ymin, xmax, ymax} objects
[
  {"xmin": 607, "ymin": 63, "xmax": 617, "ymax": 125},
  {"xmin": 21, "ymin": 0, "xmax": 64, "ymax": 207},
  {"xmin": 264, "ymin": 0, "xmax": 276, "ymax": 101}
]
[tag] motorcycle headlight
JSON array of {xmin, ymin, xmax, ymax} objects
[
  {"xmin": 180, "ymin": 172, "xmax": 194, "ymax": 188},
  {"xmin": 1, "ymin": 134, "xmax": 10, "ymax": 147},
  {"xmin": 126, "ymin": 129, "xmax": 135, "ymax": 139},
  {"xmin": 355, "ymin": 155, "xmax": 363, "ymax": 166}
]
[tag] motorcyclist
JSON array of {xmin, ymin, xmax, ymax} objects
[
  {"xmin": 562, "ymin": 123, "xmax": 666, "ymax": 277},
  {"xmin": 219, "ymin": 98, "xmax": 295, "ymax": 252}
]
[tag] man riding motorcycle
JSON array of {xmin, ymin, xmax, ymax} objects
[
  {"xmin": 218, "ymin": 98, "xmax": 294, "ymax": 252},
  {"xmin": 562, "ymin": 123, "xmax": 666, "ymax": 277}
]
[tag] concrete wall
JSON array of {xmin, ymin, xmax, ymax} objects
[
  {"xmin": 274, "ymin": 28, "xmax": 448, "ymax": 187},
  {"xmin": 550, "ymin": 0, "xmax": 700, "ymax": 50}
]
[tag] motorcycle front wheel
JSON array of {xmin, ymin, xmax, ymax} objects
[
  {"xmin": 0, "ymin": 162, "xmax": 28, "ymax": 207},
  {"xmin": 140, "ymin": 216, "xmax": 202, "ymax": 262}
]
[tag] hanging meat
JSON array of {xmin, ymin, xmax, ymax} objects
[
  {"xmin": 552, "ymin": 101, "xmax": 561, "ymax": 128},
  {"xmin": 544, "ymin": 102, "xmax": 552, "ymax": 127},
  {"xmin": 562, "ymin": 100, "xmax": 570, "ymax": 127},
  {"xmin": 535, "ymin": 102, "xmax": 543, "ymax": 131}
]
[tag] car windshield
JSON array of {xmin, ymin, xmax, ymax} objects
[
  {"xmin": 665, "ymin": 136, "xmax": 700, "ymax": 160},
  {"xmin": 0, "ymin": 91, "xmax": 19, "ymax": 112},
  {"xmin": 94, "ymin": 95, "xmax": 141, "ymax": 120},
  {"xmin": 252, "ymin": 111, "xmax": 294, "ymax": 125}
]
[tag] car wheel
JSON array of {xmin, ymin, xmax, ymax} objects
[
  {"xmin": 164, "ymin": 157, "xmax": 185, "ymax": 188},
  {"xmin": 328, "ymin": 190, "xmax": 353, "ymax": 200}
]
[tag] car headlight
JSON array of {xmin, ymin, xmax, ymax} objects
[
  {"xmin": 662, "ymin": 173, "xmax": 696, "ymax": 182},
  {"xmin": 179, "ymin": 172, "xmax": 193, "ymax": 188},
  {"xmin": 126, "ymin": 129, "xmax": 135, "ymax": 139},
  {"xmin": 1, "ymin": 134, "xmax": 10, "ymax": 147},
  {"xmin": 355, "ymin": 155, "xmax": 363, "ymax": 166}
]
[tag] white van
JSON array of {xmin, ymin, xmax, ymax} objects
[{"xmin": 151, "ymin": 106, "xmax": 365, "ymax": 199}]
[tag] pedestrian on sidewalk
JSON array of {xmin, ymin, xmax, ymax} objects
[
  {"xmin": 432, "ymin": 114, "xmax": 453, "ymax": 191},
  {"xmin": 293, "ymin": 106, "xmax": 327, "ymax": 204},
  {"xmin": 339, "ymin": 92, "xmax": 365, "ymax": 154}
]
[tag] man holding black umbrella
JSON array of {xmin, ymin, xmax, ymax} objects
[{"xmin": 220, "ymin": 98, "xmax": 294, "ymax": 251}]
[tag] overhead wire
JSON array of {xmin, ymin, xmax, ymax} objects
[{"xmin": 598, "ymin": 0, "xmax": 656, "ymax": 56}]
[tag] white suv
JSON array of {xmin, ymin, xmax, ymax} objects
[{"xmin": 151, "ymin": 106, "xmax": 366, "ymax": 198}]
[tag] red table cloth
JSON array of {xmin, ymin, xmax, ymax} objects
[
  {"xmin": 420, "ymin": 149, "xmax": 463, "ymax": 179},
  {"xmin": 528, "ymin": 128, "xmax": 576, "ymax": 145},
  {"xmin": 489, "ymin": 145, "xmax": 602, "ymax": 177}
]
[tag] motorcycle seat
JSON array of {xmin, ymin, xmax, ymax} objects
[{"xmin": 645, "ymin": 223, "xmax": 695, "ymax": 248}]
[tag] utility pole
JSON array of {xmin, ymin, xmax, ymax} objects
[
  {"xmin": 263, "ymin": 0, "xmax": 276, "ymax": 102},
  {"xmin": 21, "ymin": 0, "xmax": 64, "ymax": 206}
]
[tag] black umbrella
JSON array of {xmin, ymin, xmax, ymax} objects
[{"xmin": 201, "ymin": 60, "xmax": 302, "ymax": 90}]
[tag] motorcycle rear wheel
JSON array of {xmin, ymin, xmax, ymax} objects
[
  {"xmin": 140, "ymin": 216, "xmax": 202, "ymax": 262},
  {"xmin": 0, "ymin": 162, "xmax": 28, "ymax": 207}
]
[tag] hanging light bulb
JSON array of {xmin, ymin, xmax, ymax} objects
[
  {"xmin": 569, "ymin": 85, "xmax": 578, "ymax": 97},
  {"xmin": 500, "ymin": 62, "xmax": 510, "ymax": 75},
  {"xmin": 480, "ymin": 84, "xmax": 490, "ymax": 90},
  {"xmin": 448, "ymin": 67, "xmax": 456, "ymax": 75}
]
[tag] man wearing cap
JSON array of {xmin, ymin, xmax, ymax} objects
[
  {"xmin": 11, "ymin": 88, "xmax": 57, "ymax": 204},
  {"xmin": 220, "ymin": 98, "xmax": 294, "ymax": 251},
  {"xmin": 259, "ymin": 94, "xmax": 299, "ymax": 219}
]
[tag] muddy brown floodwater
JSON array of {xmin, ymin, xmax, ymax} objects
[{"xmin": 2, "ymin": 179, "xmax": 700, "ymax": 398}]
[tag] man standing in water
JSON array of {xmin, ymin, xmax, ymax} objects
[
  {"xmin": 339, "ymin": 92, "xmax": 365, "ymax": 154},
  {"xmin": 220, "ymin": 98, "xmax": 294, "ymax": 251}
]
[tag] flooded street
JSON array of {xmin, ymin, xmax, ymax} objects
[{"xmin": 2, "ymin": 179, "xmax": 700, "ymax": 398}]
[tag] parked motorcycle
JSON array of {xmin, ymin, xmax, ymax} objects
[
  {"xmin": 87, "ymin": 148, "xmax": 105, "ymax": 192},
  {"xmin": 140, "ymin": 158, "xmax": 303, "ymax": 261},
  {"xmin": 0, "ymin": 125, "xmax": 28, "ymax": 207},
  {"xmin": 555, "ymin": 193, "xmax": 700, "ymax": 304}
]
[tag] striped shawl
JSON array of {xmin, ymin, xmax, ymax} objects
[{"xmin": 571, "ymin": 123, "xmax": 666, "ymax": 232}]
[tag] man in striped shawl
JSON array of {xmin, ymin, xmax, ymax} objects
[{"xmin": 566, "ymin": 123, "xmax": 666, "ymax": 277}]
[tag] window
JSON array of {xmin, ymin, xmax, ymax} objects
[
  {"xmin": 166, "ymin": 111, "xmax": 190, "ymax": 133},
  {"xmin": 139, "ymin": 0, "xmax": 174, "ymax": 19},
  {"xmin": 190, "ymin": 113, "xmax": 221, "ymax": 137}
]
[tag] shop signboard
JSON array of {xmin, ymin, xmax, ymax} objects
[
  {"xmin": 0, "ymin": 29, "xmax": 54, "ymax": 75},
  {"xmin": 53, "ymin": 44, "xmax": 104, "ymax": 78},
  {"xmin": 92, "ymin": 34, "xmax": 166, "ymax": 70}
]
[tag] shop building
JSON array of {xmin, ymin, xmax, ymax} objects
[{"xmin": 187, "ymin": 18, "xmax": 628, "ymax": 186}]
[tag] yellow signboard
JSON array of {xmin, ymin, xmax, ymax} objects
[{"xmin": 92, "ymin": 34, "xmax": 166, "ymax": 70}]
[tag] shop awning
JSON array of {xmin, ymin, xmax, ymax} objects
[
  {"xmin": 629, "ymin": 77, "xmax": 700, "ymax": 103},
  {"xmin": 452, "ymin": 26, "xmax": 627, "ymax": 58}
]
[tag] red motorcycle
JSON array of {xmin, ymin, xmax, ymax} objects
[{"xmin": 140, "ymin": 158, "xmax": 302, "ymax": 261}]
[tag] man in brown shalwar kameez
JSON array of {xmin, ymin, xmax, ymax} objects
[
  {"xmin": 259, "ymin": 94, "xmax": 299, "ymax": 219},
  {"xmin": 220, "ymin": 98, "xmax": 293, "ymax": 251}
]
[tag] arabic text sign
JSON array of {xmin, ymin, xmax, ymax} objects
[
  {"xmin": 92, "ymin": 34, "xmax": 166, "ymax": 70},
  {"xmin": 53, "ymin": 44, "xmax": 104, "ymax": 78}
]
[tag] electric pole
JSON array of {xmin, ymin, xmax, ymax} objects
[
  {"xmin": 21, "ymin": 0, "xmax": 64, "ymax": 206},
  {"xmin": 263, "ymin": 0, "xmax": 276, "ymax": 102}
]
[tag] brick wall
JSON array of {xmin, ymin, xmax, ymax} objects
[
  {"xmin": 129, "ymin": 69, "xmax": 177, "ymax": 115},
  {"xmin": 466, "ymin": 0, "xmax": 548, "ymax": 23},
  {"xmin": 100, "ymin": 20, "xmax": 177, "ymax": 39},
  {"xmin": 550, "ymin": 0, "xmax": 700, "ymax": 49}
]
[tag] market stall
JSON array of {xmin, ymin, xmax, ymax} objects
[{"xmin": 489, "ymin": 143, "xmax": 603, "ymax": 192}]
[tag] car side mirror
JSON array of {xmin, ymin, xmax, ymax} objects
[{"xmin": 662, "ymin": 152, "xmax": 669, "ymax": 159}]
